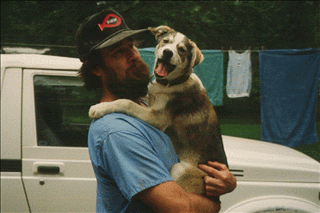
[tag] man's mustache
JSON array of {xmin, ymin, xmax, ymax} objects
[{"xmin": 127, "ymin": 59, "xmax": 150, "ymax": 81}]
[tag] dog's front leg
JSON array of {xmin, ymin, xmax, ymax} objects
[
  {"xmin": 89, "ymin": 99, "xmax": 169, "ymax": 130},
  {"xmin": 89, "ymin": 99, "xmax": 143, "ymax": 119}
]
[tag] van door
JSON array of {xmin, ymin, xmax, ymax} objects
[
  {"xmin": 1, "ymin": 67, "xmax": 30, "ymax": 212},
  {"xmin": 22, "ymin": 69, "xmax": 100, "ymax": 212}
]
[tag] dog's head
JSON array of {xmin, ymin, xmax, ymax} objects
[{"xmin": 148, "ymin": 26, "xmax": 204, "ymax": 84}]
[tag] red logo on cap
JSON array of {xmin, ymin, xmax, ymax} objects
[{"xmin": 98, "ymin": 14, "xmax": 121, "ymax": 31}]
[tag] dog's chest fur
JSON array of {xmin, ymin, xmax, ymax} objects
[
  {"xmin": 148, "ymin": 73, "xmax": 207, "ymax": 116},
  {"xmin": 148, "ymin": 74, "xmax": 219, "ymax": 164}
]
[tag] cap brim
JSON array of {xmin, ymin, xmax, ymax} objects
[{"xmin": 93, "ymin": 28, "xmax": 150, "ymax": 50}]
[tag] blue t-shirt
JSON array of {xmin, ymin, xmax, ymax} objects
[{"xmin": 88, "ymin": 113, "xmax": 178, "ymax": 213}]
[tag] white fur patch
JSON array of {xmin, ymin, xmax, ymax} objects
[{"xmin": 174, "ymin": 33, "xmax": 185, "ymax": 45}]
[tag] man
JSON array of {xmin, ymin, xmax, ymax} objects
[{"xmin": 76, "ymin": 9, "xmax": 236, "ymax": 213}]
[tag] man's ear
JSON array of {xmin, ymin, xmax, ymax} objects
[{"xmin": 190, "ymin": 40, "xmax": 204, "ymax": 67}]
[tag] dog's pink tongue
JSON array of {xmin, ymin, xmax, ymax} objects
[{"xmin": 155, "ymin": 62, "xmax": 168, "ymax": 77}]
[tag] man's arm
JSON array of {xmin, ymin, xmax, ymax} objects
[{"xmin": 135, "ymin": 180, "xmax": 220, "ymax": 213}]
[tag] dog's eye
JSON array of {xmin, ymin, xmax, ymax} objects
[
  {"xmin": 163, "ymin": 39, "xmax": 169, "ymax": 43},
  {"xmin": 178, "ymin": 47, "xmax": 186, "ymax": 53}
]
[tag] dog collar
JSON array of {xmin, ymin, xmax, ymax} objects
[{"xmin": 156, "ymin": 75, "xmax": 189, "ymax": 87}]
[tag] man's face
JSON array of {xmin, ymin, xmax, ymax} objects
[{"xmin": 99, "ymin": 38, "xmax": 150, "ymax": 101}]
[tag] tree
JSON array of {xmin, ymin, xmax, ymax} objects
[{"xmin": 2, "ymin": 1, "xmax": 319, "ymax": 49}]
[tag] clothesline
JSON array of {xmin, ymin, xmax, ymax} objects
[
  {"xmin": 220, "ymin": 50, "xmax": 261, "ymax": 52},
  {"xmin": 220, "ymin": 46, "xmax": 266, "ymax": 52}
]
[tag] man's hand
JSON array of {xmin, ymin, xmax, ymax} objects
[{"xmin": 198, "ymin": 161, "xmax": 237, "ymax": 197}]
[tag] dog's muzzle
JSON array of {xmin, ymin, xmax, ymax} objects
[{"xmin": 155, "ymin": 49, "xmax": 176, "ymax": 78}]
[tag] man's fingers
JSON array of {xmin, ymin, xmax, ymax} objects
[
  {"xmin": 199, "ymin": 162, "xmax": 225, "ymax": 179},
  {"xmin": 207, "ymin": 161, "xmax": 228, "ymax": 171},
  {"xmin": 199, "ymin": 164, "xmax": 218, "ymax": 177},
  {"xmin": 204, "ymin": 176, "xmax": 224, "ymax": 188},
  {"xmin": 204, "ymin": 179, "xmax": 225, "ymax": 197}
]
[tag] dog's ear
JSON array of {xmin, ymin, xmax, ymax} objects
[
  {"xmin": 148, "ymin": 26, "xmax": 173, "ymax": 40},
  {"xmin": 190, "ymin": 40, "xmax": 204, "ymax": 67}
]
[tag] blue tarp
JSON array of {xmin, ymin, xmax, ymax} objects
[
  {"xmin": 259, "ymin": 48, "xmax": 320, "ymax": 147},
  {"xmin": 139, "ymin": 48, "xmax": 224, "ymax": 106},
  {"xmin": 139, "ymin": 48, "xmax": 156, "ymax": 72}
]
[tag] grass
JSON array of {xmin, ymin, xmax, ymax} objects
[
  {"xmin": 220, "ymin": 119, "xmax": 261, "ymax": 140},
  {"xmin": 220, "ymin": 119, "xmax": 320, "ymax": 162},
  {"xmin": 294, "ymin": 136, "xmax": 320, "ymax": 162}
]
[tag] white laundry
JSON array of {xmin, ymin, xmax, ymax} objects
[{"xmin": 226, "ymin": 50, "xmax": 252, "ymax": 98}]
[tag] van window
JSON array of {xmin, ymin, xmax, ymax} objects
[{"xmin": 34, "ymin": 75, "xmax": 100, "ymax": 147}]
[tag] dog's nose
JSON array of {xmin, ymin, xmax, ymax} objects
[{"xmin": 163, "ymin": 49, "xmax": 173, "ymax": 60}]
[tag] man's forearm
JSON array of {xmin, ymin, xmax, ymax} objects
[
  {"xmin": 188, "ymin": 193, "xmax": 221, "ymax": 213},
  {"xmin": 136, "ymin": 181, "xmax": 221, "ymax": 213}
]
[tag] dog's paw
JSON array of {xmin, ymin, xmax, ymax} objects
[{"xmin": 89, "ymin": 103, "xmax": 110, "ymax": 119}]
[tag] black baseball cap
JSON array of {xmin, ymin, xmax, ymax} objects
[{"xmin": 76, "ymin": 9, "xmax": 149, "ymax": 62}]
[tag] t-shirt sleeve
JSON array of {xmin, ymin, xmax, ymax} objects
[{"xmin": 100, "ymin": 130, "xmax": 174, "ymax": 200}]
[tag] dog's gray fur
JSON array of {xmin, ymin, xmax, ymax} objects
[{"xmin": 89, "ymin": 26, "xmax": 228, "ymax": 194}]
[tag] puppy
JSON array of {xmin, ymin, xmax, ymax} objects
[{"xmin": 89, "ymin": 26, "xmax": 228, "ymax": 194}]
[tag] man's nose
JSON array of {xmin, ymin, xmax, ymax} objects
[{"xmin": 128, "ymin": 47, "xmax": 140, "ymax": 61}]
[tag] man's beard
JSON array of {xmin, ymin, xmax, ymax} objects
[{"xmin": 103, "ymin": 59, "xmax": 150, "ymax": 101}]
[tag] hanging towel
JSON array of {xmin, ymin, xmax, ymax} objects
[
  {"xmin": 139, "ymin": 48, "xmax": 224, "ymax": 106},
  {"xmin": 226, "ymin": 50, "xmax": 252, "ymax": 98},
  {"xmin": 193, "ymin": 50, "xmax": 224, "ymax": 106},
  {"xmin": 259, "ymin": 48, "xmax": 320, "ymax": 147}
]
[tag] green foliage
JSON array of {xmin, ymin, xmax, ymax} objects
[{"xmin": 1, "ymin": 1, "xmax": 319, "ymax": 48}]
